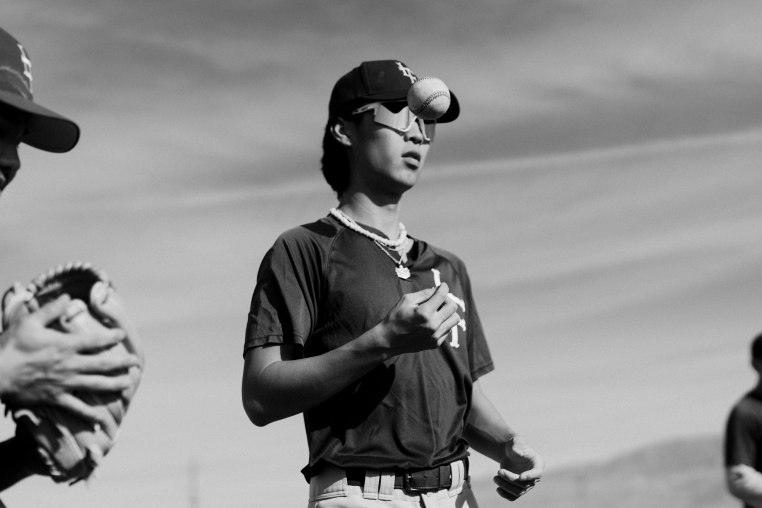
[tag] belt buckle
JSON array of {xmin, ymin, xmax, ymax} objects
[
  {"xmin": 402, "ymin": 469, "xmax": 441, "ymax": 493},
  {"xmin": 402, "ymin": 471, "xmax": 426, "ymax": 493}
]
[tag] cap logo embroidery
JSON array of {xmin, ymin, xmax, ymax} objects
[
  {"xmin": 17, "ymin": 43, "xmax": 32, "ymax": 93},
  {"xmin": 395, "ymin": 62, "xmax": 416, "ymax": 84}
]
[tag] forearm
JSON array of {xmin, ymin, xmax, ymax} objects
[
  {"xmin": 242, "ymin": 326, "xmax": 391, "ymax": 426},
  {"xmin": 0, "ymin": 339, "xmax": 17, "ymax": 398},
  {"xmin": 728, "ymin": 465, "xmax": 762, "ymax": 506},
  {"xmin": 463, "ymin": 381, "xmax": 517, "ymax": 462},
  {"xmin": 465, "ymin": 380, "xmax": 544, "ymax": 502},
  {"xmin": 0, "ymin": 371, "xmax": 9, "ymax": 399}
]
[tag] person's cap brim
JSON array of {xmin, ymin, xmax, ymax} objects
[
  {"xmin": 436, "ymin": 91, "xmax": 459, "ymax": 123},
  {"xmin": 0, "ymin": 90, "xmax": 80, "ymax": 153}
]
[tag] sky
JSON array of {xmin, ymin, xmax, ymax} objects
[{"xmin": 1, "ymin": 1, "xmax": 762, "ymax": 506}]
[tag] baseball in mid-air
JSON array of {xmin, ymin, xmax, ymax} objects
[{"xmin": 407, "ymin": 77, "xmax": 451, "ymax": 121}]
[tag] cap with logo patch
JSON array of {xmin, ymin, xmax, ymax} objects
[
  {"xmin": 328, "ymin": 60, "xmax": 460, "ymax": 123},
  {"xmin": 0, "ymin": 27, "xmax": 79, "ymax": 153}
]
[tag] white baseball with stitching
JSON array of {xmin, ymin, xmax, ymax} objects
[{"xmin": 407, "ymin": 77, "xmax": 451, "ymax": 121}]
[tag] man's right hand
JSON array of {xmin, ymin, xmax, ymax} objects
[
  {"xmin": 0, "ymin": 294, "xmax": 140, "ymax": 423},
  {"xmin": 378, "ymin": 283, "xmax": 460, "ymax": 356}
]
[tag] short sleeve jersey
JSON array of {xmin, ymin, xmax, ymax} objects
[
  {"xmin": 726, "ymin": 392, "xmax": 762, "ymax": 469},
  {"xmin": 725, "ymin": 392, "xmax": 762, "ymax": 508},
  {"xmin": 244, "ymin": 215, "xmax": 494, "ymax": 479}
]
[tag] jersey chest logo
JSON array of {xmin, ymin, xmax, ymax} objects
[{"xmin": 431, "ymin": 269, "xmax": 465, "ymax": 349}]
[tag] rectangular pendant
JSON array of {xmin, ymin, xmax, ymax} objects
[{"xmin": 396, "ymin": 265, "xmax": 411, "ymax": 279}]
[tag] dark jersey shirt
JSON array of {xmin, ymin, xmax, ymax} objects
[
  {"xmin": 725, "ymin": 391, "xmax": 762, "ymax": 508},
  {"xmin": 244, "ymin": 215, "xmax": 494, "ymax": 479}
]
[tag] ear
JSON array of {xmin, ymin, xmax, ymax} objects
[{"xmin": 330, "ymin": 118, "xmax": 353, "ymax": 147}]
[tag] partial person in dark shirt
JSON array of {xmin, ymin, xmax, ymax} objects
[
  {"xmin": 726, "ymin": 332, "xmax": 762, "ymax": 508},
  {"xmin": 0, "ymin": 26, "xmax": 139, "ymax": 497},
  {"xmin": 242, "ymin": 60, "xmax": 543, "ymax": 507}
]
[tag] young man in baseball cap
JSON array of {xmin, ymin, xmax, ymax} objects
[
  {"xmin": 0, "ymin": 27, "xmax": 140, "ymax": 497},
  {"xmin": 242, "ymin": 60, "xmax": 543, "ymax": 507}
]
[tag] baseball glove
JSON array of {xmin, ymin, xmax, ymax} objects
[{"xmin": 0, "ymin": 262, "xmax": 144, "ymax": 484}]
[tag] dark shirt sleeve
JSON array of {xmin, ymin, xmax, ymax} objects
[
  {"xmin": 243, "ymin": 230, "xmax": 322, "ymax": 356},
  {"xmin": 0, "ymin": 432, "xmax": 43, "ymax": 492},
  {"xmin": 457, "ymin": 259, "xmax": 494, "ymax": 380},
  {"xmin": 725, "ymin": 399, "xmax": 762, "ymax": 468}
]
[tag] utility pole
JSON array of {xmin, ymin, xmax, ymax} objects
[{"xmin": 188, "ymin": 457, "xmax": 200, "ymax": 508}]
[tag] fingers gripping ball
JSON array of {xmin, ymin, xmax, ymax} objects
[
  {"xmin": 0, "ymin": 262, "xmax": 144, "ymax": 484},
  {"xmin": 406, "ymin": 77, "xmax": 451, "ymax": 121}
]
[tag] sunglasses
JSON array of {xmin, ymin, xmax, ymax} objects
[{"xmin": 351, "ymin": 101, "xmax": 435, "ymax": 142}]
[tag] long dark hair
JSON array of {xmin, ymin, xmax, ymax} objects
[{"xmin": 320, "ymin": 117, "xmax": 352, "ymax": 199}]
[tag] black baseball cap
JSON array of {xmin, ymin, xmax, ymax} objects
[
  {"xmin": 0, "ymin": 27, "xmax": 80, "ymax": 153},
  {"xmin": 328, "ymin": 60, "xmax": 460, "ymax": 123}
]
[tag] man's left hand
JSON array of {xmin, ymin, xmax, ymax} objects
[{"xmin": 494, "ymin": 435, "xmax": 544, "ymax": 501}]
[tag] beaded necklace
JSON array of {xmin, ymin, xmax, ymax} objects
[{"xmin": 329, "ymin": 207, "xmax": 411, "ymax": 279}]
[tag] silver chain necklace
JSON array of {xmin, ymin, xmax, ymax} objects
[
  {"xmin": 374, "ymin": 241, "xmax": 411, "ymax": 279},
  {"xmin": 330, "ymin": 208, "xmax": 411, "ymax": 279}
]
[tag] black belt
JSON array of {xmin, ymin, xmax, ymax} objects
[{"xmin": 345, "ymin": 459, "xmax": 468, "ymax": 494}]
